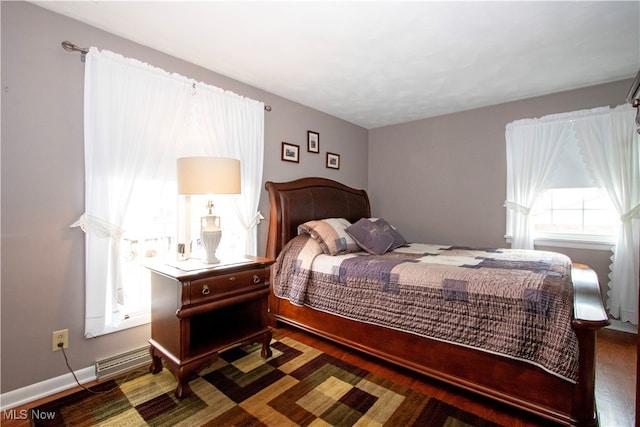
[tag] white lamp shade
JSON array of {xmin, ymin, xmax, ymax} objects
[{"xmin": 176, "ymin": 157, "xmax": 241, "ymax": 195}]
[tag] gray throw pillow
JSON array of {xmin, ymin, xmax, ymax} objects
[
  {"xmin": 373, "ymin": 218, "xmax": 408, "ymax": 250},
  {"xmin": 346, "ymin": 218, "xmax": 395, "ymax": 255}
]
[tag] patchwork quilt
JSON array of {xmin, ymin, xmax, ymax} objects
[{"xmin": 272, "ymin": 234, "xmax": 579, "ymax": 382}]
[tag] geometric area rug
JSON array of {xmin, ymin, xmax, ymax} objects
[{"xmin": 31, "ymin": 336, "xmax": 499, "ymax": 426}]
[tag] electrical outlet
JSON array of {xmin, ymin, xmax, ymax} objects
[{"xmin": 52, "ymin": 329, "xmax": 69, "ymax": 351}]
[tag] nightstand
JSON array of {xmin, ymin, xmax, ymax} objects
[{"xmin": 147, "ymin": 256, "xmax": 276, "ymax": 399}]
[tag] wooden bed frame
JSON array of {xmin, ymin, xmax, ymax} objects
[{"xmin": 264, "ymin": 177, "xmax": 610, "ymax": 426}]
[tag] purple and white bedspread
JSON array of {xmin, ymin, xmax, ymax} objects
[{"xmin": 272, "ymin": 234, "xmax": 579, "ymax": 382}]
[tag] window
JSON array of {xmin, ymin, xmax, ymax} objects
[
  {"xmin": 530, "ymin": 134, "xmax": 618, "ymax": 246},
  {"xmin": 505, "ymin": 104, "xmax": 639, "ymax": 325},
  {"xmin": 531, "ymin": 187, "xmax": 618, "ymax": 243},
  {"xmin": 505, "ymin": 118, "xmax": 619, "ymax": 249},
  {"xmin": 79, "ymin": 48, "xmax": 265, "ymax": 338}
]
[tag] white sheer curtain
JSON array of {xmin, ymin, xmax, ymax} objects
[
  {"xmin": 74, "ymin": 48, "xmax": 191, "ymax": 337},
  {"xmin": 573, "ymin": 105, "xmax": 639, "ymax": 325},
  {"xmin": 505, "ymin": 118, "xmax": 571, "ymax": 249},
  {"xmin": 196, "ymin": 85, "xmax": 265, "ymax": 255},
  {"xmin": 74, "ymin": 48, "xmax": 265, "ymax": 337}
]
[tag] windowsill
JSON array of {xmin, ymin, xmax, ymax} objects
[
  {"xmin": 505, "ymin": 235, "xmax": 615, "ymax": 251},
  {"xmin": 87, "ymin": 311, "xmax": 150, "ymax": 338},
  {"xmin": 120, "ymin": 311, "xmax": 151, "ymax": 329}
]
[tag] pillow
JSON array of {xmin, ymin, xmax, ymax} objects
[
  {"xmin": 346, "ymin": 218, "xmax": 395, "ymax": 255},
  {"xmin": 372, "ymin": 218, "xmax": 408, "ymax": 250},
  {"xmin": 297, "ymin": 218, "xmax": 359, "ymax": 255}
]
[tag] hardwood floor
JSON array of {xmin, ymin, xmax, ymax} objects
[
  {"xmin": 2, "ymin": 326, "xmax": 636, "ymax": 426},
  {"xmin": 280, "ymin": 326, "xmax": 637, "ymax": 427},
  {"xmin": 595, "ymin": 328, "xmax": 637, "ymax": 427}
]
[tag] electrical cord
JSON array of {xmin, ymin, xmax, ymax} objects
[{"xmin": 58, "ymin": 342, "xmax": 144, "ymax": 395}]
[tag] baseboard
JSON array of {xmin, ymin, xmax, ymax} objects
[{"xmin": 0, "ymin": 366, "xmax": 95, "ymax": 411}]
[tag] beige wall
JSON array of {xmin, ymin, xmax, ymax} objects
[
  {"xmin": 368, "ymin": 79, "xmax": 634, "ymax": 294},
  {"xmin": 1, "ymin": 1, "xmax": 368, "ymax": 394}
]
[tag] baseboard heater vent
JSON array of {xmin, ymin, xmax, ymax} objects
[{"xmin": 95, "ymin": 346, "xmax": 151, "ymax": 380}]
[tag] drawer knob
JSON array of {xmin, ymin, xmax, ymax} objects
[
  {"xmin": 201, "ymin": 285, "xmax": 210, "ymax": 295},
  {"xmin": 252, "ymin": 275, "xmax": 261, "ymax": 284}
]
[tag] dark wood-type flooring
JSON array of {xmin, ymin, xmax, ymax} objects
[{"xmin": 2, "ymin": 326, "xmax": 636, "ymax": 427}]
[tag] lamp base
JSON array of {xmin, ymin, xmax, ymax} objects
[{"xmin": 201, "ymin": 230, "xmax": 221, "ymax": 264}]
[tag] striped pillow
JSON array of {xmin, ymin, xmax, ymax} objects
[{"xmin": 297, "ymin": 218, "xmax": 359, "ymax": 255}]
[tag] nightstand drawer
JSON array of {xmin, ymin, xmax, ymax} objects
[{"xmin": 187, "ymin": 268, "xmax": 269, "ymax": 305}]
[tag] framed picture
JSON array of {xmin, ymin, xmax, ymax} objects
[
  {"xmin": 281, "ymin": 142, "xmax": 300, "ymax": 163},
  {"xmin": 326, "ymin": 152, "xmax": 340, "ymax": 169},
  {"xmin": 307, "ymin": 131, "xmax": 320, "ymax": 153}
]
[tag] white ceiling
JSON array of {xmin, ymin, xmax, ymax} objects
[{"xmin": 34, "ymin": 1, "xmax": 640, "ymax": 129}]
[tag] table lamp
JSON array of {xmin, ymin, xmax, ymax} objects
[{"xmin": 176, "ymin": 157, "xmax": 241, "ymax": 264}]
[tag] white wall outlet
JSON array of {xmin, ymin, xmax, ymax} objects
[{"xmin": 52, "ymin": 329, "xmax": 69, "ymax": 351}]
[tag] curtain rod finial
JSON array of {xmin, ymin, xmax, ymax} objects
[{"xmin": 61, "ymin": 40, "xmax": 88, "ymax": 62}]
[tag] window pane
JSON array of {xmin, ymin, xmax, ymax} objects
[
  {"xmin": 584, "ymin": 210, "xmax": 618, "ymax": 235},
  {"xmin": 120, "ymin": 263, "xmax": 151, "ymax": 315},
  {"xmin": 120, "ymin": 180, "xmax": 177, "ymax": 318},
  {"xmin": 584, "ymin": 189, "xmax": 615, "ymax": 210},
  {"xmin": 553, "ymin": 209, "xmax": 582, "ymax": 233},
  {"xmin": 552, "ymin": 189, "xmax": 583, "ymax": 210},
  {"xmin": 533, "ymin": 210, "xmax": 552, "ymax": 225}
]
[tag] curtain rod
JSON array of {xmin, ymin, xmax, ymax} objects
[
  {"xmin": 626, "ymin": 68, "xmax": 640, "ymax": 133},
  {"xmin": 61, "ymin": 40, "xmax": 272, "ymax": 112}
]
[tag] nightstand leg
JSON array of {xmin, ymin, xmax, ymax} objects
[
  {"xmin": 149, "ymin": 346, "xmax": 163, "ymax": 374},
  {"xmin": 174, "ymin": 366, "xmax": 193, "ymax": 399}
]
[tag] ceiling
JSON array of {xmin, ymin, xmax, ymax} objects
[{"xmin": 33, "ymin": 1, "xmax": 640, "ymax": 129}]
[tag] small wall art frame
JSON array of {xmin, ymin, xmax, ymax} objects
[
  {"xmin": 281, "ymin": 142, "xmax": 300, "ymax": 163},
  {"xmin": 307, "ymin": 131, "xmax": 320, "ymax": 153},
  {"xmin": 326, "ymin": 152, "xmax": 340, "ymax": 169}
]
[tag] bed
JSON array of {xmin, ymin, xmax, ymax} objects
[{"xmin": 264, "ymin": 177, "xmax": 609, "ymax": 427}]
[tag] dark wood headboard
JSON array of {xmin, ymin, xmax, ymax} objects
[{"xmin": 264, "ymin": 177, "xmax": 371, "ymax": 259}]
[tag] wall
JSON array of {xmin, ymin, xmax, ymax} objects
[
  {"xmin": 368, "ymin": 79, "xmax": 634, "ymax": 294},
  {"xmin": 0, "ymin": 1, "xmax": 368, "ymax": 394}
]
